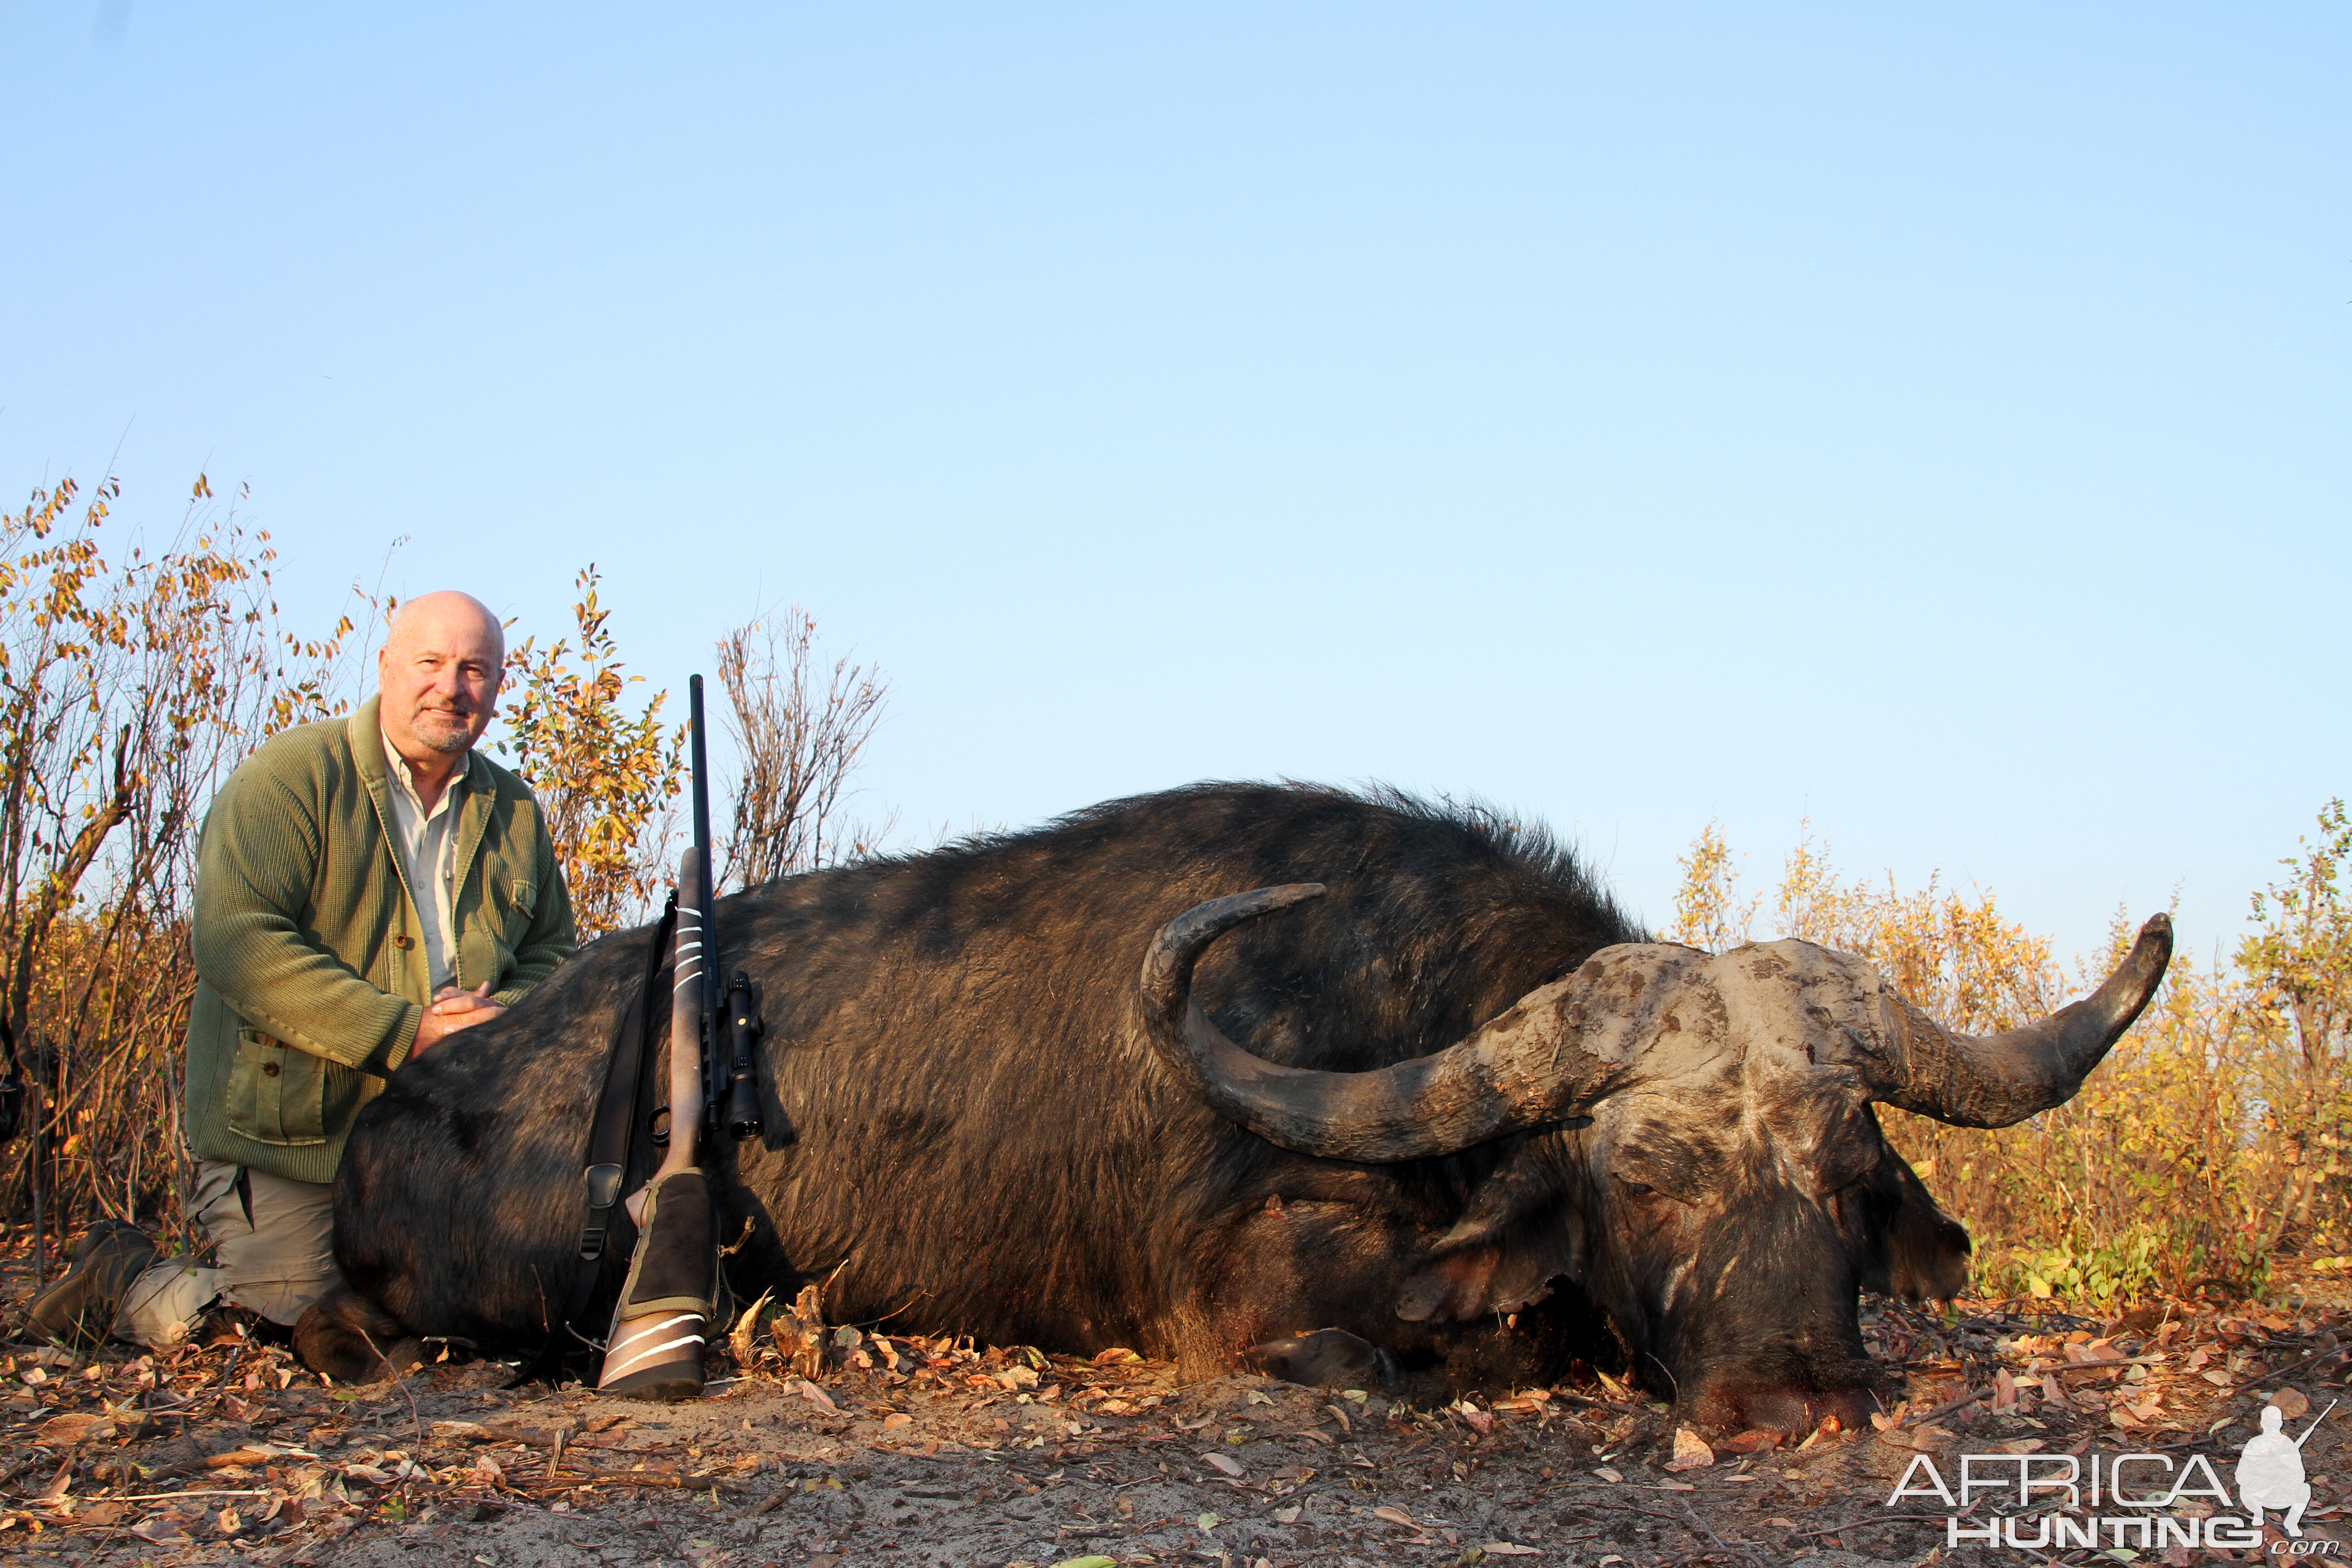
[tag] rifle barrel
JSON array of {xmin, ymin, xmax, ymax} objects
[
  {"xmin": 687, "ymin": 675, "xmax": 722, "ymax": 1123},
  {"xmin": 686, "ymin": 672, "xmax": 715, "ymax": 1006}
]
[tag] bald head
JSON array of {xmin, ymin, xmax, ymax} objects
[
  {"xmin": 385, "ymin": 591, "xmax": 504, "ymax": 666},
  {"xmin": 378, "ymin": 590, "xmax": 505, "ymax": 770}
]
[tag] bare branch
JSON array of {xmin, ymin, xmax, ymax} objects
[{"xmin": 715, "ymin": 609, "xmax": 888, "ymax": 891}]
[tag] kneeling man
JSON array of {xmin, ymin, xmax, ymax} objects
[{"xmin": 30, "ymin": 592, "xmax": 574, "ymax": 1354}]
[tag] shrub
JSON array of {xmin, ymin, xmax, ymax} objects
[
  {"xmin": 495, "ymin": 567, "xmax": 684, "ymax": 940},
  {"xmin": 0, "ymin": 473, "xmax": 357, "ymax": 1259}
]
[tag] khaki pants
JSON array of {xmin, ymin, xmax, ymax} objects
[{"xmin": 114, "ymin": 1160, "xmax": 343, "ymax": 1350}]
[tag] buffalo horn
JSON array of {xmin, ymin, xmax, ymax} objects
[
  {"xmin": 1137, "ymin": 885, "xmax": 1635, "ymax": 1162},
  {"xmin": 1864, "ymin": 912, "xmax": 2174, "ymax": 1128}
]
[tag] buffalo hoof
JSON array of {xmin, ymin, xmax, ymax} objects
[
  {"xmin": 293, "ymin": 1288, "xmax": 422, "ymax": 1384},
  {"xmin": 1244, "ymin": 1328, "xmax": 1402, "ymax": 1391}
]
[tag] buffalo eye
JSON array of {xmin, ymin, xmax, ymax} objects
[{"xmin": 1617, "ymin": 1177, "xmax": 1654, "ymax": 1196}]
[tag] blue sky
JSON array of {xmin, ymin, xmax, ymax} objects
[{"xmin": 4, "ymin": 4, "xmax": 2345, "ymax": 965}]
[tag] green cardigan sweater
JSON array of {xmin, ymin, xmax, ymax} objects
[{"xmin": 183, "ymin": 696, "xmax": 577, "ymax": 1184}]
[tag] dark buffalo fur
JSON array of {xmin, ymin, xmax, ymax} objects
[{"xmin": 329, "ymin": 783, "xmax": 1962, "ymax": 1414}]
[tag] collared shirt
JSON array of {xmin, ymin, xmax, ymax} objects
[{"xmin": 378, "ymin": 729, "xmax": 475, "ymax": 992}]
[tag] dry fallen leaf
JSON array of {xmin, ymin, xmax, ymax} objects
[
  {"xmin": 1273, "ymin": 1505, "xmax": 1302, "ymax": 1524},
  {"xmin": 882, "ymin": 1413, "xmax": 912, "ymax": 1430},
  {"xmin": 1664, "ymin": 1428, "xmax": 1715, "ymax": 1471},
  {"xmin": 729, "ymin": 1287, "xmax": 775, "ymax": 1367},
  {"xmin": 1204, "ymin": 1453, "xmax": 1245, "ymax": 1477},
  {"xmin": 31, "ymin": 1462, "xmax": 71, "ymax": 1504},
  {"xmin": 1481, "ymin": 1546, "xmax": 1541, "ymax": 1558},
  {"xmin": 798, "ymin": 1380, "xmax": 840, "ymax": 1413},
  {"xmin": 34, "ymin": 1413, "xmax": 113, "ymax": 1445},
  {"xmin": 2273, "ymin": 1388, "xmax": 2313, "ymax": 1420},
  {"xmin": 1372, "ymin": 1506, "xmax": 1416, "ymax": 1529},
  {"xmin": 1593, "ymin": 1465, "xmax": 1624, "ymax": 1483}
]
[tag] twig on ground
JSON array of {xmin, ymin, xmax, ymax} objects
[
  {"xmin": 1899, "ymin": 1385, "xmax": 1990, "ymax": 1427},
  {"xmin": 1678, "ymin": 1494, "xmax": 1765, "ymax": 1568},
  {"xmin": 1545, "ymin": 1388, "xmax": 1655, "ymax": 1417},
  {"xmin": 2040, "ymin": 1355, "xmax": 2166, "ymax": 1376},
  {"xmin": 638, "ymin": 1497, "xmax": 686, "ymax": 1561},
  {"xmin": 2229, "ymin": 1345, "xmax": 2343, "ymax": 1392},
  {"xmin": 353, "ymin": 1326, "xmax": 427, "ymax": 1448},
  {"xmin": 733, "ymin": 1486, "xmax": 792, "ymax": 1520}
]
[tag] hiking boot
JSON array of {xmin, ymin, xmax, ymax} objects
[{"xmin": 26, "ymin": 1220, "xmax": 157, "ymax": 1350}]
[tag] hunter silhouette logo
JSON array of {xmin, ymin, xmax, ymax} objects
[
  {"xmin": 2238, "ymin": 1400, "xmax": 2336, "ymax": 1536},
  {"xmin": 1888, "ymin": 1398, "xmax": 2342, "ymax": 1553}
]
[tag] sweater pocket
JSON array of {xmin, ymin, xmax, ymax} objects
[
  {"xmin": 489, "ymin": 877, "xmax": 537, "ymax": 976},
  {"xmin": 224, "ymin": 1026, "xmax": 329, "ymax": 1147}
]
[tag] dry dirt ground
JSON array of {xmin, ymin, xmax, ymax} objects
[{"xmin": 3, "ymin": 1250, "xmax": 2352, "ymax": 1568}]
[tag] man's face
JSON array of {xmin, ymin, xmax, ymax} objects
[{"xmin": 377, "ymin": 598, "xmax": 503, "ymax": 758}]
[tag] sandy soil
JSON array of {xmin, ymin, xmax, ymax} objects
[{"xmin": 2, "ymin": 1264, "xmax": 2351, "ymax": 1568}]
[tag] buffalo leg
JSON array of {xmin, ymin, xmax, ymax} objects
[
  {"xmin": 292, "ymin": 1286, "xmax": 424, "ymax": 1384},
  {"xmin": 1245, "ymin": 1328, "xmax": 1401, "ymax": 1390},
  {"xmin": 1201, "ymin": 1200, "xmax": 1587, "ymax": 1397}
]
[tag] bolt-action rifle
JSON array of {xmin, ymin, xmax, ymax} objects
[{"xmin": 593, "ymin": 673, "xmax": 765, "ymax": 1401}]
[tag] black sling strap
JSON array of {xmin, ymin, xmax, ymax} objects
[
  {"xmin": 580, "ymin": 893, "xmax": 677, "ymax": 1264},
  {"xmin": 511, "ymin": 894, "xmax": 676, "ymax": 1387}
]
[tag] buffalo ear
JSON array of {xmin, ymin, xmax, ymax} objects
[
  {"xmin": 1843, "ymin": 1151, "xmax": 1972, "ymax": 1301},
  {"xmin": 1395, "ymin": 1211, "xmax": 1584, "ymax": 1323},
  {"xmin": 1245, "ymin": 1328, "xmax": 1402, "ymax": 1391},
  {"xmin": 1395, "ymin": 1132, "xmax": 1584, "ymax": 1323},
  {"xmin": 1883, "ymin": 1158, "xmax": 1971, "ymax": 1302}
]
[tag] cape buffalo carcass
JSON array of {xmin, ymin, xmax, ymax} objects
[{"xmin": 311, "ymin": 784, "xmax": 2170, "ymax": 1432}]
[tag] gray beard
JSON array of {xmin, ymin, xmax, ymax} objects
[{"xmin": 413, "ymin": 715, "xmax": 475, "ymax": 755}]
